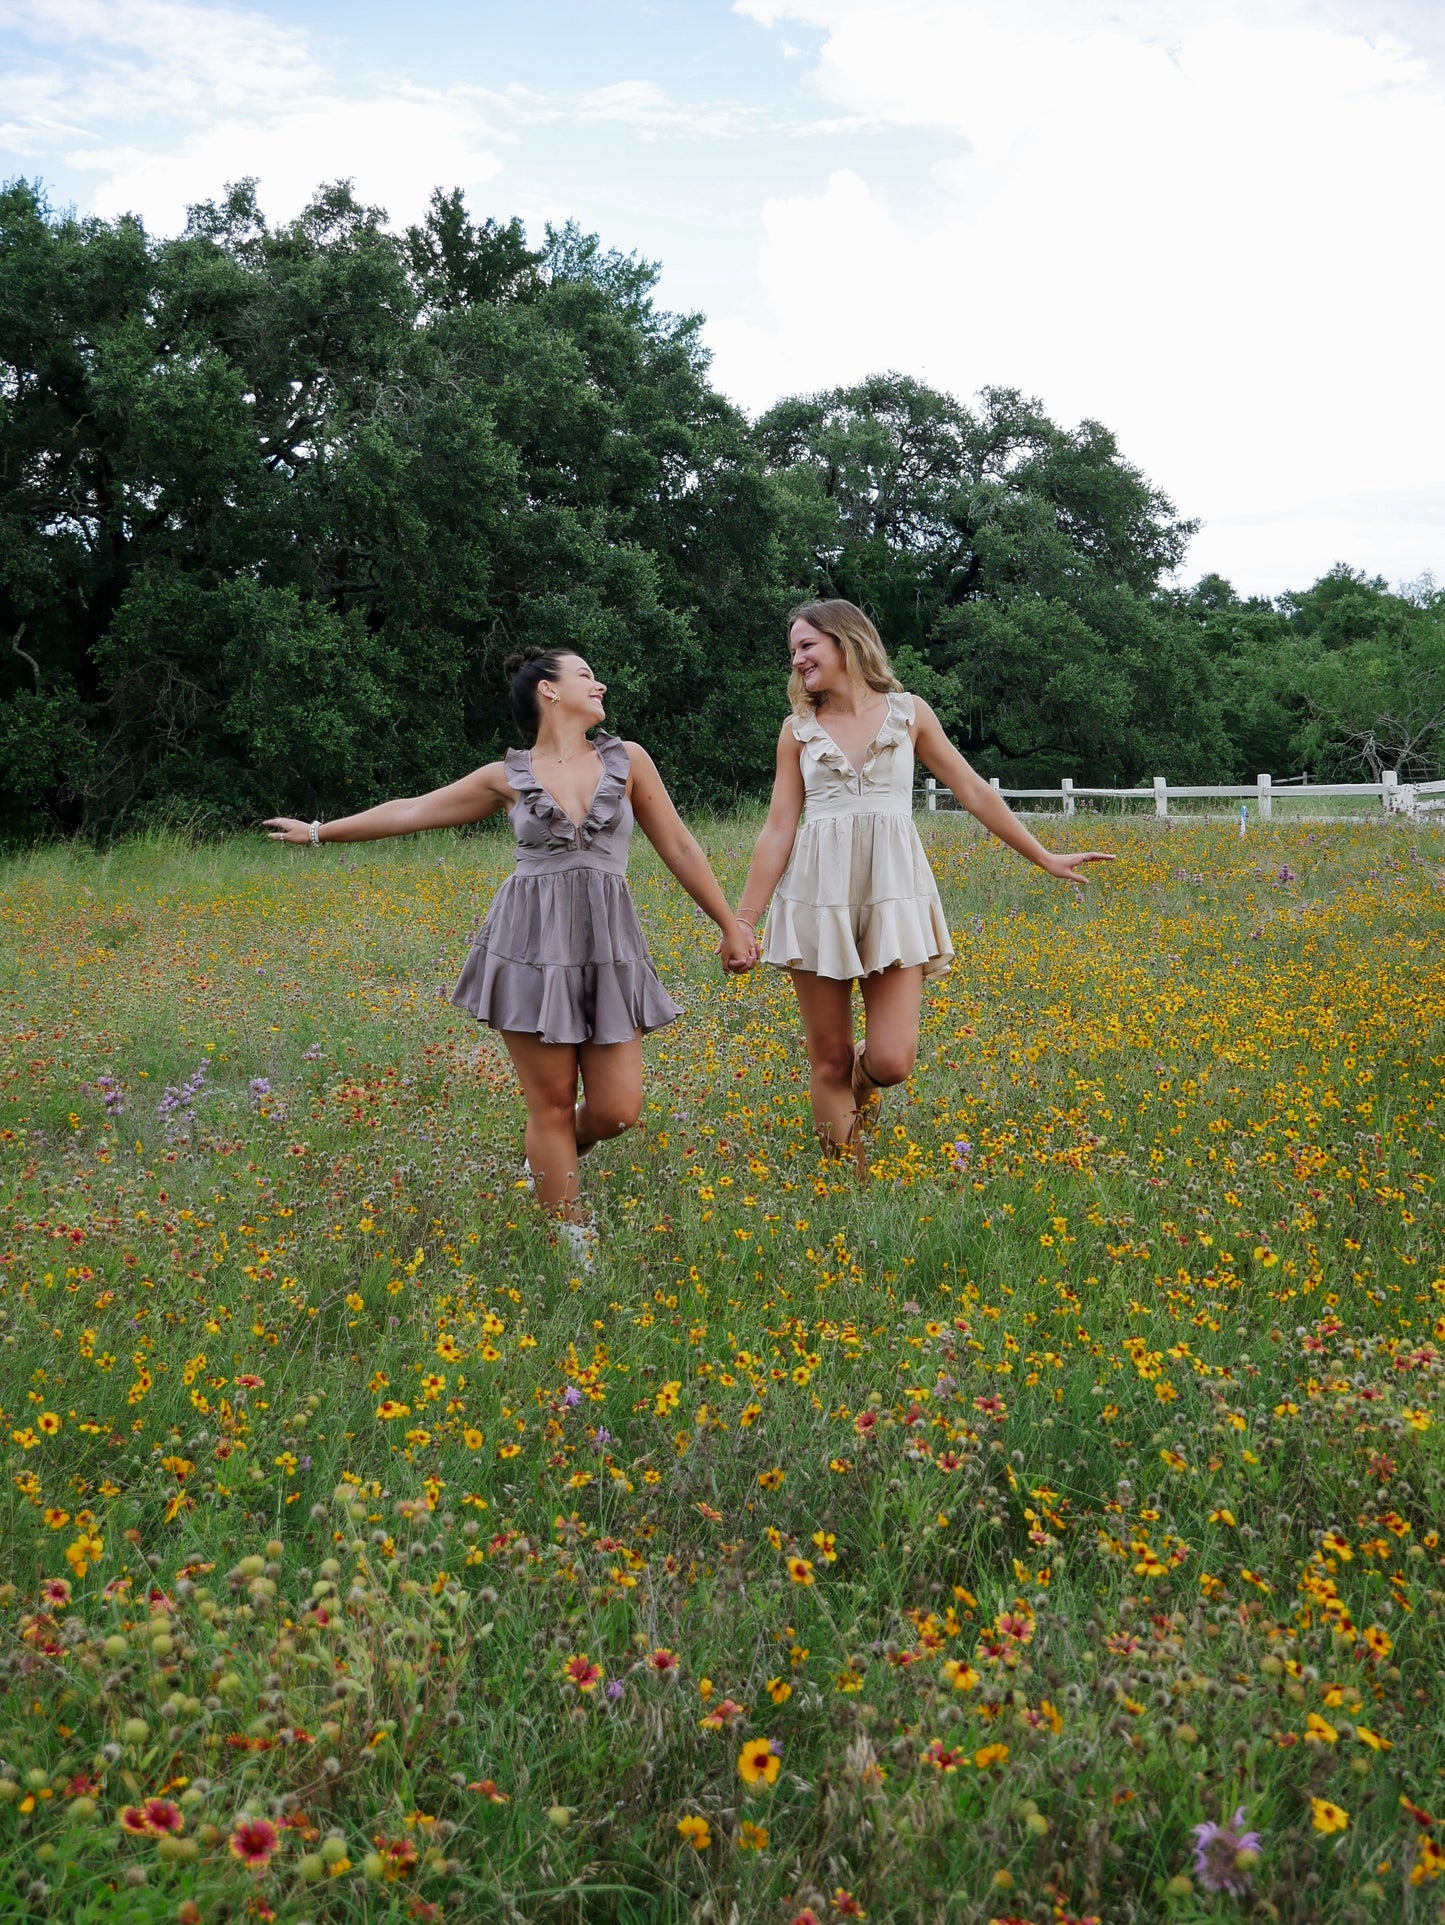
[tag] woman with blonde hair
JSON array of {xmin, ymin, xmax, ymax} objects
[
  {"xmin": 266, "ymin": 647, "xmax": 756, "ymax": 1266},
  {"xmin": 734, "ymin": 601, "xmax": 1111, "ymax": 1164}
]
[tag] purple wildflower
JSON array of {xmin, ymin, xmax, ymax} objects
[
  {"xmin": 95, "ymin": 1075, "xmax": 124, "ymax": 1117},
  {"xmin": 157, "ymin": 1063, "xmax": 208, "ymax": 1140},
  {"xmin": 950, "ymin": 1138, "xmax": 972, "ymax": 1171},
  {"xmin": 1192, "ymin": 1808, "xmax": 1262, "ymax": 1897},
  {"xmin": 561, "ymin": 1386, "xmax": 582, "ymax": 1409},
  {"xmin": 248, "ymin": 1077, "xmax": 271, "ymax": 1106},
  {"xmin": 604, "ymin": 1681, "xmax": 625, "ymax": 1702},
  {"xmin": 301, "ymin": 1043, "xmax": 322, "ymax": 1061}
]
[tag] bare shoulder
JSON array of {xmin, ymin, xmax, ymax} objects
[
  {"xmin": 907, "ymin": 695, "xmax": 953, "ymax": 749},
  {"xmin": 777, "ymin": 717, "xmax": 803, "ymax": 753},
  {"xmin": 621, "ymin": 739, "xmax": 659, "ymax": 776},
  {"xmin": 426, "ymin": 758, "xmax": 515, "ymax": 824},
  {"xmin": 621, "ymin": 740, "xmax": 663, "ymax": 799},
  {"xmin": 475, "ymin": 758, "xmax": 515, "ymax": 796},
  {"xmin": 452, "ymin": 758, "xmax": 512, "ymax": 797}
]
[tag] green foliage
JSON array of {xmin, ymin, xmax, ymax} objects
[
  {"xmin": 2, "ymin": 178, "xmax": 1439, "ymax": 836},
  {"xmin": 0, "ymin": 179, "xmax": 790, "ymax": 834},
  {"xmin": 756, "ymin": 375, "xmax": 1224, "ymax": 783},
  {"xmin": 1184, "ymin": 567, "xmax": 1445, "ymax": 782}
]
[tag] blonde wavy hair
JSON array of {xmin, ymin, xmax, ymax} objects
[{"xmin": 786, "ymin": 599, "xmax": 903, "ymax": 716}]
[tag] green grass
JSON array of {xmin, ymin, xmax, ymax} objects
[{"xmin": 0, "ymin": 816, "xmax": 1443, "ymax": 1923}]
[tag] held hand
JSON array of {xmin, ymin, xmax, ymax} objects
[
  {"xmin": 262, "ymin": 817, "xmax": 314, "ymax": 845},
  {"xmin": 716, "ymin": 922, "xmax": 758, "ymax": 973},
  {"xmin": 1040, "ymin": 850, "xmax": 1114, "ymax": 884}
]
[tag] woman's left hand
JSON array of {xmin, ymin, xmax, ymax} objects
[
  {"xmin": 717, "ymin": 924, "xmax": 759, "ymax": 972},
  {"xmin": 1040, "ymin": 850, "xmax": 1115, "ymax": 883}
]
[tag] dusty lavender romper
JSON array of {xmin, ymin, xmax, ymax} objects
[{"xmin": 450, "ymin": 732, "xmax": 682, "ymax": 1047}]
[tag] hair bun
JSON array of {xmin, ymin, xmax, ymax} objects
[
  {"xmin": 503, "ymin": 647, "xmax": 550, "ymax": 678},
  {"xmin": 502, "ymin": 646, "xmax": 565, "ymax": 742}
]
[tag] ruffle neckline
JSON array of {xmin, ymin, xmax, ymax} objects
[
  {"xmin": 791, "ymin": 691, "xmax": 913, "ymax": 782},
  {"xmin": 505, "ymin": 731, "xmax": 629, "ymax": 851}
]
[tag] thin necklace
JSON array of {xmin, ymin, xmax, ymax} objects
[
  {"xmin": 535, "ymin": 741, "xmax": 594, "ymax": 764},
  {"xmin": 820, "ymin": 695, "xmax": 885, "ymax": 723}
]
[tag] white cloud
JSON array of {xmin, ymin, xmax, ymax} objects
[
  {"xmin": 706, "ymin": 168, "xmax": 926, "ymax": 395},
  {"xmin": 0, "ymin": 0, "xmax": 322, "ymax": 132},
  {"xmin": 79, "ymin": 90, "xmax": 503, "ymax": 233},
  {"xmin": 567, "ymin": 79, "xmax": 762, "ymax": 138},
  {"xmin": 5, "ymin": 0, "xmax": 1442, "ymax": 590},
  {"xmin": 720, "ymin": 0, "xmax": 1445, "ymax": 591},
  {"xmin": 0, "ymin": 2, "xmax": 769, "ymax": 233},
  {"xmin": 0, "ymin": 0, "xmax": 502, "ymax": 230}
]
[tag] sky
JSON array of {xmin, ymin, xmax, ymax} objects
[{"xmin": 3, "ymin": 0, "xmax": 1443, "ymax": 598}]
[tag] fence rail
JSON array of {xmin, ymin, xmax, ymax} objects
[{"xmin": 920, "ymin": 772, "xmax": 1445, "ymax": 821}]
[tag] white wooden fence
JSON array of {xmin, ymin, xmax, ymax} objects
[{"xmin": 921, "ymin": 771, "xmax": 1445, "ymax": 821}]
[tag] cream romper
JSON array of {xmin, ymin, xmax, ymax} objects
[{"xmin": 761, "ymin": 691, "xmax": 954, "ymax": 982}]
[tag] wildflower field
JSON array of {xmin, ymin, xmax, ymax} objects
[{"xmin": 2, "ymin": 816, "xmax": 1444, "ymax": 1925}]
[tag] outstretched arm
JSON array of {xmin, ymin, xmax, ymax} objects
[
  {"xmin": 734, "ymin": 722, "xmax": 806, "ymax": 932},
  {"xmin": 626, "ymin": 743, "xmax": 756, "ymax": 971},
  {"xmin": 264, "ymin": 762, "xmax": 513, "ymax": 845},
  {"xmin": 911, "ymin": 700, "xmax": 1114, "ymax": 882}
]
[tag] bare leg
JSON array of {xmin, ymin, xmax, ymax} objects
[
  {"xmin": 789, "ymin": 970, "xmax": 858, "ymax": 1146},
  {"xmin": 500, "ymin": 1031, "xmax": 585, "ymax": 1218},
  {"xmin": 858, "ymin": 963, "xmax": 925, "ymax": 1089},
  {"xmin": 790, "ymin": 963, "xmax": 926, "ymax": 1160},
  {"xmin": 575, "ymin": 1033, "xmax": 643, "ymax": 1153}
]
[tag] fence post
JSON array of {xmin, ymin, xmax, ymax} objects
[
  {"xmin": 1061, "ymin": 777, "xmax": 1075, "ymax": 819},
  {"xmin": 1382, "ymin": 769, "xmax": 1398, "ymax": 814},
  {"xmin": 990, "ymin": 776, "xmax": 1001, "ymax": 793},
  {"xmin": 1398, "ymin": 783, "xmax": 1418, "ymax": 819},
  {"xmin": 925, "ymin": 777, "xmax": 937, "ymax": 813},
  {"xmin": 1153, "ymin": 776, "xmax": 1168, "ymax": 819},
  {"xmin": 1257, "ymin": 772, "xmax": 1272, "ymax": 822}
]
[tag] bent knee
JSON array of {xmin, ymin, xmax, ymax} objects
[
  {"xmin": 864, "ymin": 1044, "xmax": 915, "ymax": 1087},
  {"xmin": 587, "ymin": 1096, "xmax": 642, "ymax": 1138}
]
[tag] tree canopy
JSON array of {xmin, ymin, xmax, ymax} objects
[{"xmin": 2, "ymin": 177, "xmax": 1437, "ymax": 838}]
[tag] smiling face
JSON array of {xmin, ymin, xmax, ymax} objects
[
  {"xmin": 788, "ymin": 619, "xmax": 850, "ymax": 702},
  {"xmin": 539, "ymin": 653, "xmax": 608, "ymax": 729}
]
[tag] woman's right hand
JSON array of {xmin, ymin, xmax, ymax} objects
[
  {"xmin": 263, "ymin": 817, "xmax": 314, "ymax": 845},
  {"xmin": 717, "ymin": 922, "xmax": 758, "ymax": 973}
]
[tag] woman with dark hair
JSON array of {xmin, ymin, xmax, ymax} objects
[
  {"xmin": 265, "ymin": 648, "xmax": 755, "ymax": 1266},
  {"xmin": 734, "ymin": 601, "xmax": 1112, "ymax": 1166}
]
